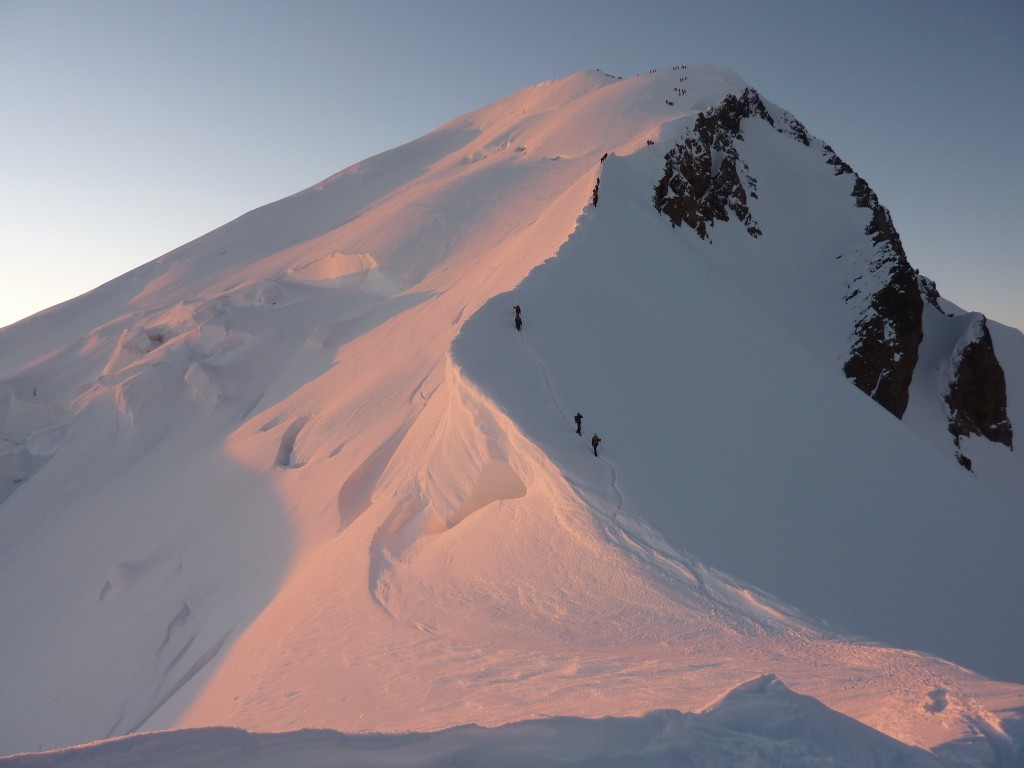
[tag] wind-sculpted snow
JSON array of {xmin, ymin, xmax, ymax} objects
[{"xmin": 1, "ymin": 67, "xmax": 1023, "ymax": 765}]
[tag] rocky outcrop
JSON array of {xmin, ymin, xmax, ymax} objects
[
  {"xmin": 652, "ymin": 88, "xmax": 767, "ymax": 240},
  {"xmin": 818, "ymin": 140, "xmax": 932, "ymax": 418},
  {"xmin": 839, "ymin": 175, "xmax": 924, "ymax": 419},
  {"xmin": 823, "ymin": 143, "xmax": 854, "ymax": 176},
  {"xmin": 945, "ymin": 316, "xmax": 1013, "ymax": 469},
  {"xmin": 841, "ymin": 285, "xmax": 922, "ymax": 419},
  {"xmin": 653, "ymin": 88, "xmax": 823, "ymax": 242},
  {"xmin": 916, "ymin": 273, "xmax": 943, "ymax": 313},
  {"xmin": 841, "ymin": 266, "xmax": 923, "ymax": 417}
]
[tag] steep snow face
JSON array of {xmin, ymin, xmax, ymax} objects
[
  {"xmin": 455, "ymin": 141, "xmax": 1024, "ymax": 682},
  {"xmin": 0, "ymin": 66, "xmax": 1022, "ymax": 764}
]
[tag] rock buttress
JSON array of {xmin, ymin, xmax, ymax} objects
[
  {"xmin": 946, "ymin": 315, "xmax": 1013, "ymax": 462},
  {"xmin": 652, "ymin": 88, "xmax": 767, "ymax": 240},
  {"xmin": 841, "ymin": 178, "xmax": 924, "ymax": 419}
]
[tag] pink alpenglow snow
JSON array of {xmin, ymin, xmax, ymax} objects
[{"xmin": 0, "ymin": 66, "xmax": 1021, "ymax": 766}]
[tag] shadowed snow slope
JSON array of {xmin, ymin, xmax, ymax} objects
[
  {"xmin": 0, "ymin": 677, "xmax": 943, "ymax": 768},
  {"xmin": 1, "ymin": 67, "xmax": 1022, "ymax": 765}
]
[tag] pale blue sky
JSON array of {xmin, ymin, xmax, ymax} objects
[{"xmin": 1, "ymin": 0, "xmax": 1021, "ymax": 330}]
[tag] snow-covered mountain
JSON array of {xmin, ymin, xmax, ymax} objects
[{"xmin": 1, "ymin": 66, "xmax": 1022, "ymax": 765}]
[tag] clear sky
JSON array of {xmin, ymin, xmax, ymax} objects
[{"xmin": 1, "ymin": 0, "xmax": 1021, "ymax": 331}]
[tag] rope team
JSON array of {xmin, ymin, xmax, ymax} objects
[{"xmin": 516, "ymin": 304, "xmax": 601, "ymax": 457}]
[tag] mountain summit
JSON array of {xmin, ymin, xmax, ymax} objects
[{"xmin": 1, "ymin": 67, "xmax": 1022, "ymax": 763}]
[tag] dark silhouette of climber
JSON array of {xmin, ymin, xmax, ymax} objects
[
  {"xmin": 575, "ymin": 412, "xmax": 583, "ymax": 435},
  {"xmin": 513, "ymin": 304, "xmax": 522, "ymax": 331},
  {"xmin": 591, "ymin": 433, "xmax": 601, "ymax": 456}
]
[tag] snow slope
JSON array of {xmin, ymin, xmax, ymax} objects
[
  {"xmin": 455, "ymin": 121, "xmax": 1024, "ymax": 683},
  {"xmin": 0, "ymin": 677, "xmax": 945, "ymax": 768},
  {"xmin": 1, "ymin": 67, "xmax": 1022, "ymax": 764}
]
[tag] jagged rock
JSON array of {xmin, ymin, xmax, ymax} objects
[
  {"xmin": 954, "ymin": 451, "xmax": 973, "ymax": 471},
  {"xmin": 652, "ymin": 89, "xmax": 858, "ymax": 243},
  {"xmin": 652, "ymin": 88, "xmax": 767, "ymax": 239},
  {"xmin": 778, "ymin": 113, "xmax": 811, "ymax": 146},
  {"xmin": 853, "ymin": 178, "xmax": 905, "ymax": 250},
  {"xmin": 841, "ymin": 177, "xmax": 924, "ymax": 419},
  {"xmin": 842, "ymin": 256, "xmax": 923, "ymax": 419},
  {"xmin": 945, "ymin": 315, "xmax": 1013, "ymax": 450},
  {"xmin": 916, "ymin": 272, "xmax": 943, "ymax": 313},
  {"xmin": 822, "ymin": 143, "xmax": 854, "ymax": 176}
]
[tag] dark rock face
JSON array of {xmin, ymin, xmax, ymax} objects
[
  {"xmin": 916, "ymin": 273, "xmax": 943, "ymax": 313},
  {"xmin": 821, "ymin": 143, "xmax": 931, "ymax": 418},
  {"xmin": 823, "ymin": 143, "xmax": 854, "ymax": 176},
  {"xmin": 841, "ymin": 275, "xmax": 922, "ymax": 419},
  {"xmin": 652, "ymin": 88, "xmax": 767, "ymax": 240},
  {"xmin": 946, "ymin": 316, "xmax": 1013, "ymax": 454},
  {"xmin": 839, "ymin": 176, "xmax": 924, "ymax": 419}
]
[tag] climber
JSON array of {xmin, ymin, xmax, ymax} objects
[
  {"xmin": 575, "ymin": 412, "xmax": 583, "ymax": 435},
  {"xmin": 515, "ymin": 314, "xmax": 523, "ymax": 332},
  {"xmin": 591, "ymin": 433, "xmax": 601, "ymax": 457}
]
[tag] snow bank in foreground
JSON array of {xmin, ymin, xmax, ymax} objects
[{"xmin": 0, "ymin": 676, "xmax": 942, "ymax": 768}]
